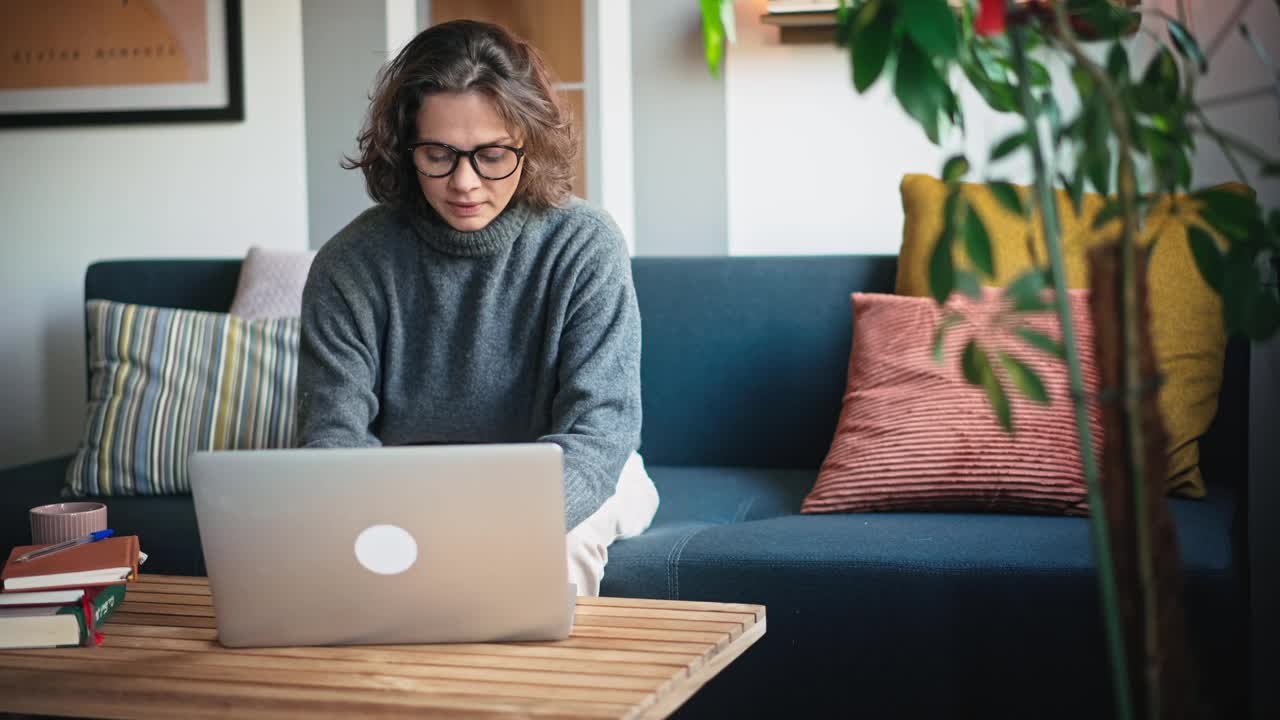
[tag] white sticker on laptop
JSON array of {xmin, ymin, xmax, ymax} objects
[{"xmin": 354, "ymin": 524, "xmax": 418, "ymax": 575}]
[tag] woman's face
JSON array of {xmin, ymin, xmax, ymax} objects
[{"xmin": 413, "ymin": 92, "xmax": 523, "ymax": 232}]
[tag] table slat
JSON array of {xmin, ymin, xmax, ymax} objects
[{"xmin": 0, "ymin": 573, "xmax": 764, "ymax": 719}]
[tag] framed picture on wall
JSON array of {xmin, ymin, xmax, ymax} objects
[{"xmin": 0, "ymin": 0, "xmax": 243, "ymax": 128}]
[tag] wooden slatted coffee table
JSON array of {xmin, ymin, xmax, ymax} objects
[{"xmin": 0, "ymin": 574, "xmax": 765, "ymax": 719}]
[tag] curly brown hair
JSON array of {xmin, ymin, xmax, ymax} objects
[{"xmin": 344, "ymin": 20, "xmax": 578, "ymax": 212}]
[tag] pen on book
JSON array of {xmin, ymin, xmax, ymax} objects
[{"xmin": 16, "ymin": 529, "xmax": 114, "ymax": 563}]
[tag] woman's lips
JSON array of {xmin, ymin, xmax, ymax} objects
[{"xmin": 448, "ymin": 201, "xmax": 484, "ymax": 217}]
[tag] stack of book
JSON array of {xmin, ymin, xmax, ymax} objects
[{"xmin": 0, "ymin": 534, "xmax": 141, "ymax": 649}]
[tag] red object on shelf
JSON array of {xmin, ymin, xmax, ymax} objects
[{"xmin": 976, "ymin": 0, "xmax": 1008, "ymax": 36}]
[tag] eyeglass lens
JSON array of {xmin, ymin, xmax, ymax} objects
[{"xmin": 414, "ymin": 144, "xmax": 520, "ymax": 180}]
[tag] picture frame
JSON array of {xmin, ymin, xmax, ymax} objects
[{"xmin": 0, "ymin": 0, "xmax": 243, "ymax": 128}]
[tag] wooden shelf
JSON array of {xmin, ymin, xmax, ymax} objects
[
  {"xmin": 759, "ymin": 10, "xmax": 837, "ymax": 28},
  {"xmin": 760, "ymin": 11, "xmax": 837, "ymax": 43}
]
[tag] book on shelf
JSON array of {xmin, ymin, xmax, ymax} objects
[
  {"xmin": 0, "ymin": 588, "xmax": 87, "ymax": 607},
  {"xmin": 2, "ymin": 535, "xmax": 141, "ymax": 592},
  {"xmin": 0, "ymin": 583, "xmax": 126, "ymax": 649},
  {"xmin": 766, "ymin": 1, "xmax": 838, "ymax": 13}
]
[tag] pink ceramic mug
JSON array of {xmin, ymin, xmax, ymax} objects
[{"xmin": 30, "ymin": 502, "xmax": 108, "ymax": 545}]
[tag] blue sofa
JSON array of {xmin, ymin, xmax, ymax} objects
[{"xmin": 0, "ymin": 255, "xmax": 1262, "ymax": 718}]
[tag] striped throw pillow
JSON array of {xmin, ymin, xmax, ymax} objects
[
  {"xmin": 66, "ymin": 301, "xmax": 299, "ymax": 496},
  {"xmin": 803, "ymin": 289, "xmax": 1101, "ymax": 516}
]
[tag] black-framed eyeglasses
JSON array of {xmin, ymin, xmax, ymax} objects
[{"xmin": 407, "ymin": 141, "xmax": 525, "ymax": 180}]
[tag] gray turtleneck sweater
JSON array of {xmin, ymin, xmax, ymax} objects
[{"xmin": 296, "ymin": 198, "xmax": 641, "ymax": 531}]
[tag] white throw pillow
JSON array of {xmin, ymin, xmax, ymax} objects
[{"xmin": 229, "ymin": 246, "xmax": 318, "ymax": 320}]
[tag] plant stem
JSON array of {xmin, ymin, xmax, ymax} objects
[
  {"xmin": 1050, "ymin": 5, "xmax": 1157, "ymax": 718},
  {"xmin": 1007, "ymin": 24, "xmax": 1135, "ymax": 720},
  {"xmin": 1193, "ymin": 108, "xmax": 1251, "ymax": 183},
  {"xmin": 1206, "ymin": 0, "xmax": 1254, "ymax": 60}
]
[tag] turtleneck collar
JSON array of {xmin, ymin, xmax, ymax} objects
[{"xmin": 408, "ymin": 199, "xmax": 532, "ymax": 258}]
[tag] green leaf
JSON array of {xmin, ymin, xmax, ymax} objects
[
  {"xmin": 894, "ymin": 39, "xmax": 946, "ymax": 144},
  {"xmin": 942, "ymin": 85, "xmax": 961, "ymax": 127},
  {"xmin": 833, "ymin": 4, "xmax": 855, "ymax": 46},
  {"xmin": 1027, "ymin": 60, "xmax": 1051, "ymax": 87},
  {"xmin": 852, "ymin": 3, "xmax": 895, "ymax": 92},
  {"xmin": 961, "ymin": 339, "xmax": 983, "ymax": 386},
  {"xmin": 1071, "ymin": 67, "xmax": 1093, "ymax": 99},
  {"xmin": 1005, "ymin": 268, "xmax": 1049, "ymax": 312},
  {"xmin": 990, "ymin": 132, "xmax": 1028, "ymax": 162},
  {"xmin": 942, "ymin": 154, "xmax": 970, "ymax": 183},
  {"xmin": 1015, "ymin": 327, "xmax": 1065, "ymax": 359},
  {"xmin": 1195, "ymin": 187, "xmax": 1258, "ymax": 221},
  {"xmin": 1133, "ymin": 84, "xmax": 1162, "ymax": 115},
  {"xmin": 962, "ymin": 62, "xmax": 1018, "ymax": 114},
  {"xmin": 1092, "ymin": 200, "xmax": 1124, "ymax": 230},
  {"xmin": 1086, "ymin": 142, "xmax": 1112, "ymax": 195},
  {"xmin": 1106, "ymin": 43, "xmax": 1129, "ymax": 85},
  {"xmin": 1066, "ymin": 170, "xmax": 1086, "ymax": 219},
  {"xmin": 981, "ymin": 360, "xmax": 1013, "ymax": 432},
  {"xmin": 929, "ymin": 224, "xmax": 956, "ymax": 304},
  {"xmin": 1072, "ymin": 1, "xmax": 1141, "ymax": 40},
  {"xmin": 931, "ymin": 313, "xmax": 962, "ymax": 364},
  {"xmin": 902, "ymin": 0, "xmax": 959, "ymax": 60},
  {"xmin": 954, "ymin": 269, "xmax": 981, "ymax": 299},
  {"xmin": 1187, "ymin": 225, "xmax": 1225, "ymax": 293},
  {"xmin": 1220, "ymin": 245, "xmax": 1279, "ymax": 338},
  {"xmin": 699, "ymin": 0, "xmax": 728, "ymax": 78},
  {"xmin": 1141, "ymin": 49, "xmax": 1180, "ymax": 108},
  {"xmin": 998, "ymin": 351, "xmax": 1050, "ymax": 404},
  {"xmin": 1167, "ymin": 19, "xmax": 1207, "ymax": 74},
  {"xmin": 1195, "ymin": 187, "xmax": 1260, "ymax": 240},
  {"xmin": 1174, "ymin": 144, "xmax": 1192, "ymax": 190},
  {"xmin": 1139, "ymin": 124, "xmax": 1181, "ymax": 192},
  {"xmin": 963, "ymin": 206, "xmax": 995, "ymax": 277},
  {"xmin": 1057, "ymin": 172, "xmax": 1081, "ymax": 218},
  {"xmin": 1269, "ymin": 209, "xmax": 1280, "ymax": 238},
  {"xmin": 988, "ymin": 181, "xmax": 1024, "ymax": 216}
]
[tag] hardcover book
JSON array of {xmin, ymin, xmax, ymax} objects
[{"xmin": 2, "ymin": 536, "xmax": 140, "ymax": 592}]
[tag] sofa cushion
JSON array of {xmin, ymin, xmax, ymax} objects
[
  {"xmin": 229, "ymin": 246, "xmax": 317, "ymax": 320},
  {"xmin": 631, "ymin": 256, "xmax": 897, "ymax": 469},
  {"xmin": 647, "ymin": 465, "xmax": 814, "ymax": 526},
  {"xmin": 897, "ymin": 174, "xmax": 1236, "ymax": 498},
  {"xmin": 67, "ymin": 300, "xmax": 300, "ymax": 496},
  {"xmin": 805, "ymin": 289, "xmax": 1100, "ymax": 516},
  {"xmin": 604, "ymin": 468, "xmax": 1244, "ymax": 717}
]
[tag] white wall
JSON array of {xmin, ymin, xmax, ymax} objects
[
  {"xmin": 0, "ymin": 1, "xmax": 308, "ymax": 470},
  {"xmin": 587, "ymin": 0, "xmax": 637, "ymax": 253},
  {"xmin": 724, "ymin": 0, "xmax": 1045, "ymax": 255},
  {"xmin": 724, "ymin": 0, "xmax": 1279, "ymax": 256},
  {"xmin": 1174, "ymin": 0, "xmax": 1280, "ymax": 207},
  {"xmin": 726, "ymin": 0, "xmax": 948, "ymax": 255}
]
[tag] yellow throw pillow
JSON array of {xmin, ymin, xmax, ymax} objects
[{"xmin": 898, "ymin": 173, "xmax": 1233, "ymax": 498}]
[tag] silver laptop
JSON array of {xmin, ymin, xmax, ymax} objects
[{"xmin": 189, "ymin": 444, "xmax": 573, "ymax": 648}]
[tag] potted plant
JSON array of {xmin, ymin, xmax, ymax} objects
[{"xmin": 703, "ymin": 1, "xmax": 1279, "ymax": 718}]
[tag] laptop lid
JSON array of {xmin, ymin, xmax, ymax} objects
[{"xmin": 190, "ymin": 443, "xmax": 570, "ymax": 648}]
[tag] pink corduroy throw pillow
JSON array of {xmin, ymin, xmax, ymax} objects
[{"xmin": 803, "ymin": 289, "xmax": 1102, "ymax": 516}]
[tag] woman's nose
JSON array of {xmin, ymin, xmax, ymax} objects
[{"xmin": 449, "ymin": 157, "xmax": 482, "ymax": 191}]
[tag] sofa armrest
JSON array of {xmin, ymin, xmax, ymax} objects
[
  {"xmin": 1251, "ymin": 334, "xmax": 1280, "ymax": 719},
  {"xmin": 0, "ymin": 454, "xmax": 75, "ymax": 558}
]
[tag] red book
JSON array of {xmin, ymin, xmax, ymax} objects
[{"xmin": 2, "ymin": 536, "xmax": 140, "ymax": 592}]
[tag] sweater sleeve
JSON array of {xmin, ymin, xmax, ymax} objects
[
  {"xmin": 539, "ymin": 222, "xmax": 643, "ymax": 531},
  {"xmin": 296, "ymin": 248, "xmax": 384, "ymax": 448}
]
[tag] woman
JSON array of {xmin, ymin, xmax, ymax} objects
[{"xmin": 296, "ymin": 20, "xmax": 657, "ymax": 596}]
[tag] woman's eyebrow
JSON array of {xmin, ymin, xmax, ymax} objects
[{"xmin": 416, "ymin": 136, "xmax": 516, "ymax": 146}]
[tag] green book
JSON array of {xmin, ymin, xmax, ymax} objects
[{"xmin": 0, "ymin": 583, "xmax": 127, "ymax": 649}]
